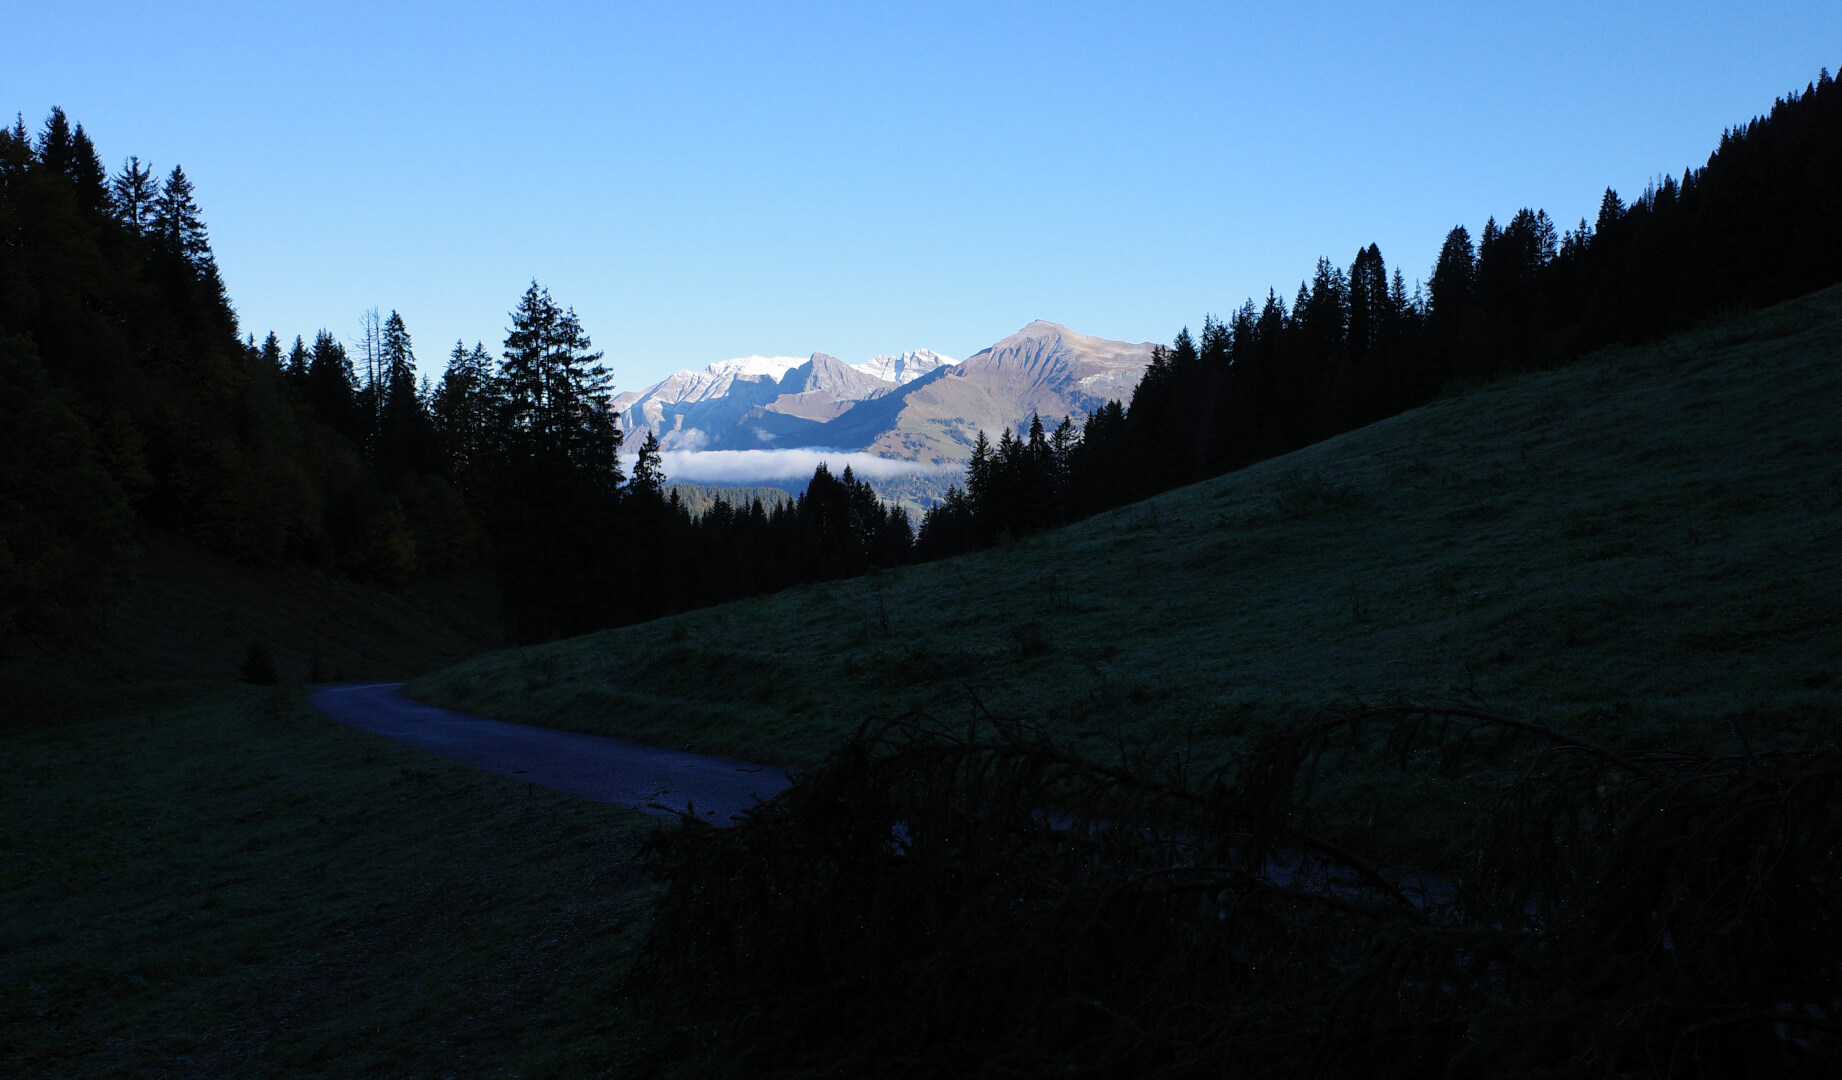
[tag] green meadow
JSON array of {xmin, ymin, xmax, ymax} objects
[
  {"xmin": 411, "ymin": 288, "xmax": 1842, "ymax": 788},
  {"xmin": 0, "ymin": 684, "xmax": 662, "ymax": 1077},
  {"xmin": 8, "ymin": 288, "xmax": 1841, "ymax": 1074}
]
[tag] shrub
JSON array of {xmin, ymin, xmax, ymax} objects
[
  {"xmin": 239, "ymin": 643, "xmax": 278, "ymax": 685},
  {"xmin": 637, "ymin": 699, "xmax": 1841, "ymax": 1076}
]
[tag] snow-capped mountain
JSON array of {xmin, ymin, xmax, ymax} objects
[
  {"xmin": 611, "ymin": 347, "xmax": 956, "ymax": 451},
  {"xmin": 608, "ymin": 324, "xmax": 1153, "ymax": 464},
  {"xmin": 850, "ymin": 349, "xmax": 954, "ymax": 385},
  {"xmin": 609, "ymin": 356, "xmax": 803, "ymax": 448},
  {"xmin": 847, "ymin": 321, "xmax": 1157, "ymax": 462},
  {"xmin": 752, "ymin": 353, "xmax": 901, "ymax": 423}
]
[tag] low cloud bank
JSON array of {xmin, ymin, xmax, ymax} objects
[{"xmin": 620, "ymin": 448, "xmax": 962, "ymax": 486}]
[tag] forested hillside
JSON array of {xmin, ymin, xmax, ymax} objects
[
  {"xmin": 917, "ymin": 69, "xmax": 1842, "ymax": 555},
  {"xmin": 0, "ymin": 110, "xmax": 915, "ymax": 651},
  {"xmin": 664, "ymin": 483, "xmax": 792, "ymax": 518},
  {"xmin": 0, "ymin": 108, "xmax": 470, "ymax": 657},
  {"xmin": 6, "ymin": 68, "xmax": 1839, "ymax": 657},
  {"xmin": 411, "ymin": 280, "xmax": 1842, "ymax": 1078}
]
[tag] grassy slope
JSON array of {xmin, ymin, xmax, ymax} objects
[
  {"xmin": 0, "ymin": 683, "xmax": 668, "ymax": 1077},
  {"xmin": 411, "ymin": 289, "xmax": 1842, "ymax": 776},
  {"xmin": 7, "ymin": 531, "xmax": 503, "ymax": 688},
  {"xmin": 7, "ymin": 292, "xmax": 1838, "ymax": 1077}
]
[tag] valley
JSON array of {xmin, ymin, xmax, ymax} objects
[
  {"xmin": 7, "ymin": 40, "xmax": 1841, "ymax": 1074},
  {"xmin": 413, "ymin": 288, "xmax": 1842, "ymax": 807}
]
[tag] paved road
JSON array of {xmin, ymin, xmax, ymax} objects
[{"xmin": 308, "ymin": 683, "xmax": 790, "ymax": 824}]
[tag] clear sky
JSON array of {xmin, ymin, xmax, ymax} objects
[{"xmin": 5, "ymin": 2, "xmax": 1838, "ymax": 391}]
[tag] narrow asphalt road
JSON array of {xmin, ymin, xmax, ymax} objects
[{"xmin": 308, "ymin": 683, "xmax": 790, "ymax": 824}]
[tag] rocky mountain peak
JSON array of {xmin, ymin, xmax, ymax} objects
[
  {"xmin": 853, "ymin": 349, "xmax": 956, "ymax": 385},
  {"xmin": 777, "ymin": 353, "xmax": 894, "ymax": 400},
  {"xmin": 608, "ymin": 323, "xmax": 1155, "ymax": 463}
]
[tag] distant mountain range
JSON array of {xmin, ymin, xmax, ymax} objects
[{"xmin": 611, "ymin": 323, "xmax": 1155, "ymax": 465}]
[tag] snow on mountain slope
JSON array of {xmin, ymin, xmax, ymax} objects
[
  {"xmin": 609, "ymin": 324, "xmax": 1152, "ymax": 462},
  {"xmin": 856, "ymin": 321, "xmax": 1156, "ymax": 462},
  {"xmin": 851, "ymin": 349, "xmax": 956, "ymax": 385},
  {"xmin": 615, "ymin": 350, "xmax": 924, "ymax": 450},
  {"xmin": 610, "ymin": 356, "xmax": 805, "ymax": 447}
]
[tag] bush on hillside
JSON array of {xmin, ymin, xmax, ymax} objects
[
  {"xmin": 239, "ymin": 643, "xmax": 278, "ymax": 686},
  {"xmin": 638, "ymin": 699, "xmax": 1841, "ymax": 1077},
  {"xmin": 0, "ymin": 335, "xmax": 134, "ymax": 657}
]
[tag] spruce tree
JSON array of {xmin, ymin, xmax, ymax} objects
[
  {"xmin": 1595, "ymin": 188, "xmax": 1625, "ymax": 235},
  {"xmin": 0, "ymin": 115, "xmax": 31, "ymax": 180},
  {"xmin": 965, "ymin": 430, "xmax": 993, "ymax": 516},
  {"xmin": 68, "ymin": 125, "xmax": 108, "ymax": 216},
  {"xmin": 1387, "ymin": 269, "xmax": 1411, "ymax": 320},
  {"xmin": 34, "ymin": 107, "xmax": 73, "ymax": 178},
  {"xmin": 1347, "ymin": 244, "xmax": 1386, "ymax": 364},
  {"xmin": 434, "ymin": 340, "xmax": 495, "ymax": 493},
  {"xmin": 380, "ymin": 311, "xmax": 420, "ymax": 431},
  {"xmin": 376, "ymin": 311, "xmax": 438, "ymax": 474},
  {"xmin": 1424, "ymin": 225, "xmax": 1476, "ymax": 386},
  {"xmin": 1048, "ymin": 415, "xmax": 1077, "ymax": 521},
  {"xmin": 1023, "ymin": 412, "xmax": 1056, "ymax": 531},
  {"xmin": 109, "ymin": 155, "xmax": 156, "ymax": 232},
  {"xmin": 306, "ymin": 330, "xmax": 357, "ymax": 438},
  {"xmin": 498, "ymin": 280, "xmax": 613, "ymax": 468},
  {"xmin": 1428, "ymin": 226, "xmax": 1476, "ymax": 320},
  {"xmin": 148, "ymin": 165, "xmax": 212, "ymax": 269},
  {"xmin": 259, "ymin": 331, "xmax": 283, "ymax": 371},
  {"xmin": 284, "ymin": 335, "xmax": 310, "ymax": 388},
  {"xmin": 630, "ymin": 430, "xmax": 666, "ymax": 499}
]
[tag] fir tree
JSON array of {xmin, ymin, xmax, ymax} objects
[
  {"xmin": 1595, "ymin": 188, "xmax": 1625, "ymax": 235},
  {"xmin": 376, "ymin": 310, "xmax": 438, "ymax": 474},
  {"xmin": 68, "ymin": 124, "xmax": 108, "ymax": 215},
  {"xmin": 1428, "ymin": 226, "xmax": 1476, "ymax": 321},
  {"xmin": 259, "ymin": 331, "xmax": 283, "ymax": 371},
  {"xmin": 1347, "ymin": 244, "xmax": 1387, "ymax": 364},
  {"xmin": 109, "ymin": 155, "xmax": 156, "ymax": 232},
  {"xmin": 433, "ymin": 340, "xmax": 495, "ymax": 493},
  {"xmin": 284, "ymin": 335, "xmax": 310, "ymax": 388},
  {"xmin": 966, "ymin": 430, "xmax": 993, "ymax": 514},
  {"xmin": 34, "ymin": 107, "xmax": 73, "ymax": 178},
  {"xmin": 306, "ymin": 329, "xmax": 357, "ymax": 438},
  {"xmin": 148, "ymin": 165, "xmax": 212, "ymax": 269},
  {"xmin": 630, "ymin": 430, "xmax": 666, "ymax": 499},
  {"xmin": 0, "ymin": 115, "xmax": 32, "ymax": 181},
  {"xmin": 498, "ymin": 280, "xmax": 614, "ymax": 466}
]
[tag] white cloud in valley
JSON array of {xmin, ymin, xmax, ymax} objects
[{"xmin": 622, "ymin": 448, "xmax": 960, "ymax": 485}]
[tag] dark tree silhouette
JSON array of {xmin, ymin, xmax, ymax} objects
[{"xmin": 108, "ymin": 154, "xmax": 155, "ymax": 232}]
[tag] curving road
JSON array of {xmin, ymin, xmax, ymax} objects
[{"xmin": 309, "ymin": 683, "xmax": 790, "ymax": 824}]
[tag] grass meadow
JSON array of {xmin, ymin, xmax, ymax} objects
[
  {"xmin": 412, "ymin": 288, "xmax": 1842, "ymax": 818},
  {"xmin": 0, "ymin": 683, "xmax": 663, "ymax": 1077},
  {"xmin": 8, "ymin": 287, "xmax": 1840, "ymax": 1074}
]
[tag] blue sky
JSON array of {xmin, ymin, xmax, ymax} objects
[{"xmin": 5, "ymin": 2, "xmax": 1838, "ymax": 391}]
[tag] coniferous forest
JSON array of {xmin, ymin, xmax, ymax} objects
[
  {"xmin": 7, "ymin": 41, "xmax": 1842, "ymax": 1078},
  {"xmin": 917, "ymin": 68, "xmax": 1842, "ymax": 555},
  {"xmin": 0, "ymin": 108, "xmax": 913, "ymax": 650},
  {"xmin": 5, "ymin": 68, "xmax": 1840, "ymax": 651}
]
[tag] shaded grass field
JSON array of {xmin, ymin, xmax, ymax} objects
[
  {"xmin": 9, "ymin": 288, "xmax": 1839, "ymax": 1076},
  {"xmin": 411, "ymin": 289, "xmax": 1842, "ymax": 792},
  {"xmin": 0, "ymin": 683, "xmax": 661, "ymax": 1077},
  {"xmin": 19, "ymin": 531, "xmax": 506, "ymax": 687},
  {"xmin": 637, "ymin": 704, "xmax": 1841, "ymax": 1075}
]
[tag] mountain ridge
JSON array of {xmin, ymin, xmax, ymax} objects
[
  {"xmin": 611, "ymin": 322, "xmax": 1156, "ymax": 463},
  {"xmin": 852, "ymin": 349, "xmax": 953, "ymax": 385}
]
